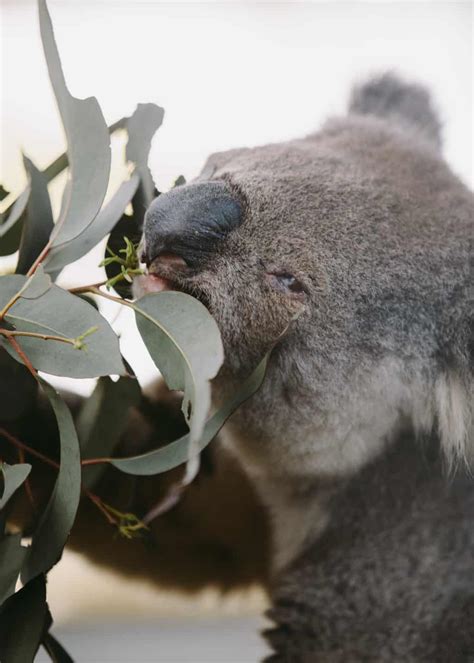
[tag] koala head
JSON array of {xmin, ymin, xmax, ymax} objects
[{"xmin": 136, "ymin": 74, "xmax": 473, "ymax": 478}]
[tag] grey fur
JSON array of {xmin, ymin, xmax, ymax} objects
[
  {"xmin": 349, "ymin": 72, "xmax": 443, "ymax": 149},
  {"xmin": 142, "ymin": 74, "xmax": 474, "ymax": 660}
]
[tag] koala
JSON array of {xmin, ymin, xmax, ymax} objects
[
  {"xmin": 133, "ymin": 73, "xmax": 474, "ymax": 661},
  {"xmin": 6, "ymin": 73, "xmax": 472, "ymax": 662}
]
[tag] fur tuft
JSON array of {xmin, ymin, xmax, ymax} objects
[
  {"xmin": 435, "ymin": 371, "xmax": 474, "ymax": 473},
  {"xmin": 349, "ymin": 72, "xmax": 442, "ymax": 148}
]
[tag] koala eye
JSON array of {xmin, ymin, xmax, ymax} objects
[{"xmin": 266, "ymin": 271, "xmax": 307, "ymax": 296}]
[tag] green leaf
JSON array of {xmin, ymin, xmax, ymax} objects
[
  {"xmin": 16, "ymin": 156, "xmax": 54, "ymax": 275},
  {"xmin": 78, "ymin": 376, "xmax": 141, "ymax": 489},
  {"xmin": 133, "ymin": 292, "xmax": 224, "ymax": 448},
  {"xmin": 42, "ymin": 632, "xmax": 74, "ymax": 663},
  {"xmin": 21, "ymin": 381, "xmax": 81, "ymax": 584},
  {"xmin": 0, "ymin": 188, "xmax": 29, "ymax": 257},
  {"xmin": 0, "ymin": 348, "xmax": 37, "ymax": 422},
  {"xmin": 38, "ymin": 0, "xmax": 111, "ymax": 249},
  {"xmin": 19, "ymin": 265, "xmax": 52, "ymax": 300},
  {"xmin": 0, "ymin": 275, "xmax": 125, "ymax": 378},
  {"xmin": 126, "ymin": 103, "xmax": 164, "ymax": 207},
  {"xmin": 0, "ymin": 463, "xmax": 32, "ymax": 510},
  {"xmin": 173, "ymin": 175, "xmax": 186, "ymax": 187},
  {"xmin": 0, "ymin": 533, "xmax": 28, "ymax": 606},
  {"xmin": 110, "ymin": 353, "xmax": 269, "ymax": 475},
  {"xmin": 44, "ymin": 172, "xmax": 140, "ymax": 272},
  {"xmin": 0, "ymin": 574, "xmax": 49, "ymax": 663}
]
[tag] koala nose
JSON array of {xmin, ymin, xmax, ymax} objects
[{"xmin": 143, "ymin": 180, "xmax": 242, "ymax": 268}]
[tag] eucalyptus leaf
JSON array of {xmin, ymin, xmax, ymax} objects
[
  {"xmin": 16, "ymin": 156, "xmax": 54, "ymax": 275},
  {"xmin": 38, "ymin": 0, "xmax": 111, "ymax": 249},
  {"xmin": 0, "ymin": 275, "xmax": 125, "ymax": 378},
  {"xmin": 173, "ymin": 175, "xmax": 186, "ymax": 187},
  {"xmin": 78, "ymin": 376, "xmax": 141, "ymax": 489},
  {"xmin": 0, "ymin": 463, "xmax": 32, "ymax": 510},
  {"xmin": 110, "ymin": 353, "xmax": 269, "ymax": 475},
  {"xmin": 44, "ymin": 172, "xmax": 140, "ymax": 272},
  {"xmin": 133, "ymin": 291, "xmax": 223, "ymax": 448},
  {"xmin": 126, "ymin": 103, "xmax": 164, "ymax": 207},
  {"xmin": 0, "ymin": 574, "xmax": 49, "ymax": 663},
  {"xmin": 21, "ymin": 381, "xmax": 81, "ymax": 584},
  {"xmin": 0, "ymin": 187, "xmax": 29, "ymax": 256},
  {"xmin": 42, "ymin": 632, "xmax": 74, "ymax": 663},
  {"xmin": 104, "ymin": 218, "xmax": 141, "ymax": 299},
  {"xmin": 0, "ymin": 533, "xmax": 28, "ymax": 606},
  {"xmin": 0, "ymin": 348, "xmax": 37, "ymax": 422},
  {"xmin": 19, "ymin": 265, "xmax": 52, "ymax": 300}
]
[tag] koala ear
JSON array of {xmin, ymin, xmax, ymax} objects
[{"xmin": 349, "ymin": 72, "xmax": 442, "ymax": 150}]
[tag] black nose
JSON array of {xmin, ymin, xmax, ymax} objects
[{"xmin": 143, "ymin": 180, "xmax": 242, "ymax": 267}]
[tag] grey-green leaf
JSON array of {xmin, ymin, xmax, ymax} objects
[
  {"xmin": 21, "ymin": 381, "xmax": 81, "ymax": 584},
  {"xmin": 0, "ymin": 463, "xmax": 32, "ymax": 510},
  {"xmin": 126, "ymin": 103, "xmax": 164, "ymax": 207},
  {"xmin": 0, "ymin": 574, "xmax": 49, "ymax": 663},
  {"xmin": 0, "ymin": 275, "xmax": 125, "ymax": 378},
  {"xmin": 110, "ymin": 353, "xmax": 268, "ymax": 475},
  {"xmin": 0, "ymin": 187, "xmax": 29, "ymax": 257},
  {"xmin": 38, "ymin": 0, "xmax": 111, "ymax": 249},
  {"xmin": 78, "ymin": 376, "xmax": 141, "ymax": 489},
  {"xmin": 44, "ymin": 173, "xmax": 140, "ymax": 272},
  {"xmin": 42, "ymin": 631, "xmax": 74, "ymax": 663},
  {"xmin": 19, "ymin": 265, "xmax": 52, "ymax": 300},
  {"xmin": 133, "ymin": 292, "xmax": 223, "ymax": 449},
  {"xmin": 16, "ymin": 156, "xmax": 54, "ymax": 275},
  {"xmin": 0, "ymin": 533, "xmax": 28, "ymax": 606}
]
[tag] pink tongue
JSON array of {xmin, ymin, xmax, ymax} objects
[{"xmin": 133, "ymin": 274, "xmax": 172, "ymax": 298}]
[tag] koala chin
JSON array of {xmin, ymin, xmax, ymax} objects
[{"xmin": 136, "ymin": 73, "xmax": 474, "ymax": 660}]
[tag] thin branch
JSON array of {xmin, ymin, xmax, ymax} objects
[
  {"xmin": 6, "ymin": 336, "xmax": 37, "ymax": 379},
  {"xmin": 0, "ymin": 328, "xmax": 76, "ymax": 347},
  {"xmin": 0, "ymin": 426, "xmax": 119, "ymax": 527},
  {"xmin": 69, "ymin": 281, "xmax": 107, "ymax": 294},
  {"xmin": 87, "ymin": 286, "xmax": 134, "ymax": 308},
  {"xmin": 0, "ymin": 426, "xmax": 57, "ymax": 471}
]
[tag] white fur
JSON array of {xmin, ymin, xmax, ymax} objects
[{"xmin": 435, "ymin": 372, "xmax": 473, "ymax": 471}]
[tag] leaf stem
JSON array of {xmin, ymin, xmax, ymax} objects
[
  {"xmin": 0, "ymin": 328, "xmax": 76, "ymax": 347},
  {"xmin": 0, "ymin": 426, "xmax": 119, "ymax": 527},
  {"xmin": 69, "ymin": 281, "xmax": 107, "ymax": 294},
  {"xmin": 6, "ymin": 336, "xmax": 37, "ymax": 379}
]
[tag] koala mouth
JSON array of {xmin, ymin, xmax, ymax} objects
[{"xmin": 133, "ymin": 252, "xmax": 211, "ymax": 310}]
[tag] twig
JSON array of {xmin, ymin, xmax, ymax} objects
[
  {"xmin": 0, "ymin": 426, "xmax": 119, "ymax": 527},
  {"xmin": 6, "ymin": 336, "xmax": 37, "ymax": 379},
  {"xmin": 69, "ymin": 281, "xmax": 107, "ymax": 294},
  {"xmin": 0, "ymin": 328, "xmax": 76, "ymax": 347}
]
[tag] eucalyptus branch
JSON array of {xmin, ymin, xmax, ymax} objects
[
  {"xmin": 0, "ymin": 326, "xmax": 98, "ymax": 351},
  {"xmin": 0, "ymin": 426, "xmax": 145, "ymax": 534},
  {"xmin": 69, "ymin": 281, "xmax": 107, "ymax": 294},
  {"xmin": 6, "ymin": 336, "xmax": 37, "ymax": 379}
]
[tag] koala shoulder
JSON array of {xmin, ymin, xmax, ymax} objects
[{"xmin": 264, "ymin": 436, "xmax": 474, "ymax": 662}]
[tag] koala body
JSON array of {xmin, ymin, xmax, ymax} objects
[{"xmin": 137, "ymin": 74, "xmax": 474, "ymax": 660}]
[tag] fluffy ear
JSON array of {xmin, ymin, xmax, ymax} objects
[{"xmin": 349, "ymin": 72, "xmax": 442, "ymax": 149}]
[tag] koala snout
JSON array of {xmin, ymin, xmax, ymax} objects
[{"xmin": 143, "ymin": 180, "xmax": 242, "ymax": 268}]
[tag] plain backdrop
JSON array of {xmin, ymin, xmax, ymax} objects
[{"xmin": 0, "ymin": 1, "xmax": 473, "ymax": 657}]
